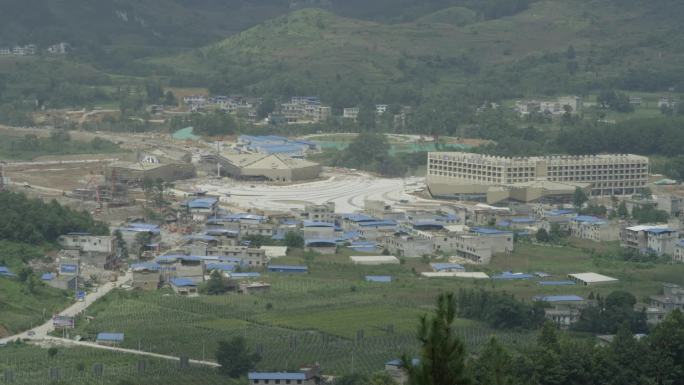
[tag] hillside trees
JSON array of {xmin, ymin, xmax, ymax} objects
[
  {"xmin": 0, "ymin": 191, "xmax": 108, "ymax": 244},
  {"xmin": 215, "ymin": 336, "xmax": 261, "ymax": 378},
  {"xmin": 402, "ymin": 292, "xmax": 470, "ymax": 385}
]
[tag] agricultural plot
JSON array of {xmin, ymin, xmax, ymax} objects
[
  {"xmin": 66, "ymin": 277, "xmax": 534, "ymax": 375},
  {"xmin": 48, "ymin": 240, "xmax": 684, "ymax": 377},
  {"xmin": 0, "ymin": 344, "xmax": 229, "ymax": 385}
]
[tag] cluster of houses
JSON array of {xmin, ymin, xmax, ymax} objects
[
  {"xmin": 0, "ymin": 42, "xmax": 69, "ymax": 56},
  {"xmin": 279, "ymin": 96, "xmax": 331, "ymax": 124},
  {"xmin": 182, "ymin": 94, "xmax": 258, "ymax": 117},
  {"xmin": 342, "ymin": 104, "xmax": 389, "ymax": 120},
  {"xmin": 514, "ymin": 96, "xmax": 583, "ymax": 117}
]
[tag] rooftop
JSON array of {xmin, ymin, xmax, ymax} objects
[
  {"xmin": 535, "ymin": 295, "xmax": 584, "ymax": 302},
  {"xmin": 365, "ymin": 275, "xmax": 392, "ymax": 283},
  {"xmin": 248, "ymin": 373, "xmax": 307, "ymax": 381},
  {"xmin": 568, "ymin": 272, "xmax": 618, "ymax": 283},
  {"xmin": 96, "ymin": 332, "xmax": 124, "ymax": 342},
  {"xmin": 170, "ymin": 277, "xmax": 197, "ymax": 287}
]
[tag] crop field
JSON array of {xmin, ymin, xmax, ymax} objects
[
  {"xmin": 31, "ymin": 241, "xmax": 684, "ymax": 378},
  {"xmin": 0, "ymin": 344, "xmax": 229, "ymax": 385},
  {"xmin": 65, "ymin": 272, "xmax": 536, "ymax": 375}
]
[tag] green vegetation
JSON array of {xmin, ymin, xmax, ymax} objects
[
  {"xmin": 0, "ymin": 191, "xmax": 109, "ymax": 244},
  {"xmin": 403, "ymin": 292, "xmax": 470, "ymax": 385},
  {"xmin": 317, "ymin": 132, "xmax": 429, "ymax": 176},
  {"xmin": 0, "ymin": 192, "xmax": 108, "ymax": 334},
  {"xmin": 215, "ymin": 336, "xmax": 261, "ymax": 378},
  {"xmin": 407, "ymin": 293, "xmax": 684, "ymax": 385},
  {"xmin": 170, "ymin": 111, "xmax": 238, "ymax": 137},
  {"xmin": 0, "ymin": 131, "xmax": 122, "ymax": 160},
  {"xmin": 0, "ymin": 343, "xmax": 231, "ymax": 385},
  {"xmin": 573, "ymin": 291, "xmax": 647, "ymax": 334},
  {"xmin": 0, "ymin": 252, "xmax": 70, "ymax": 334},
  {"xmin": 455, "ymin": 289, "xmax": 546, "ymax": 330}
]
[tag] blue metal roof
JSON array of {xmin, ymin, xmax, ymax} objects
[
  {"xmin": 538, "ymin": 280, "xmax": 577, "ymax": 286},
  {"xmin": 646, "ymin": 227, "xmax": 676, "ymax": 234},
  {"xmin": 117, "ymin": 226, "xmax": 161, "ymax": 235},
  {"xmin": 386, "ymin": 358, "xmax": 420, "ymax": 367},
  {"xmin": 267, "ymin": 264, "xmax": 308, "ymax": 272},
  {"xmin": 128, "ymin": 223, "xmax": 159, "ymax": 230},
  {"xmin": 96, "ymin": 332, "xmax": 124, "ymax": 342},
  {"xmin": 412, "ymin": 220, "xmax": 445, "ymax": 229},
  {"xmin": 0, "ymin": 266, "xmax": 12, "ymax": 275},
  {"xmin": 130, "ymin": 262, "xmax": 162, "ymax": 271},
  {"xmin": 41, "ymin": 272, "xmax": 54, "ymax": 281},
  {"xmin": 304, "ymin": 238, "xmax": 338, "ymax": 246},
  {"xmin": 303, "ymin": 220, "xmax": 335, "ymax": 228},
  {"xmin": 535, "ymin": 295, "xmax": 584, "ymax": 302},
  {"xmin": 547, "ymin": 209, "xmax": 575, "ymax": 216},
  {"xmin": 358, "ymin": 220, "xmax": 397, "ymax": 227},
  {"xmin": 230, "ymin": 272, "xmax": 261, "ymax": 279},
  {"xmin": 225, "ymin": 213, "xmax": 265, "ymax": 221},
  {"xmin": 183, "ymin": 234, "xmax": 218, "ymax": 242},
  {"xmin": 492, "ymin": 272, "xmax": 534, "ymax": 280},
  {"xmin": 204, "ymin": 229, "xmax": 239, "ymax": 236},
  {"xmin": 366, "ymin": 275, "xmax": 392, "ymax": 283},
  {"xmin": 510, "ymin": 217, "xmax": 535, "ymax": 224},
  {"xmin": 430, "ymin": 263, "xmax": 465, "ymax": 271},
  {"xmin": 170, "ymin": 277, "xmax": 197, "ymax": 287},
  {"xmin": 185, "ymin": 197, "xmax": 218, "ymax": 209},
  {"xmin": 156, "ymin": 255, "xmax": 203, "ymax": 263},
  {"xmin": 471, "ymin": 227, "xmax": 512, "ymax": 235},
  {"xmin": 340, "ymin": 231, "xmax": 361, "ymax": 240},
  {"xmin": 572, "ymin": 215, "xmax": 606, "ymax": 224},
  {"xmin": 206, "ymin": 263, "xmax": 235, "ymax": 272},
  {"xmin": 248, "ymin": 373, "xmax": 307, "ymax": 381},
  {"xmin": 342, "ymin": 213, "xmax": 377, "ymax": 222},
  {"xmin": 256, "ymin": 144, "xmax": 308, "ymax": 154}
]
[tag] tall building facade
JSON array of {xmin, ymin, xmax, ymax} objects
[{"xmin": 427, "ymin": 152, "xmax": 649, "ymax": 198}]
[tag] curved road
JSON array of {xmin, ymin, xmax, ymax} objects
[
  {"xmin": 193, "ymin": 173, "xmax": 434, "ymax": 213},
  {"xmin": 0, "ymin": 272, "xmax": 132, "ymax": 344},
  {"xmin": 1, "ymin": 271, "xmax": 220, "ymax": 367}
]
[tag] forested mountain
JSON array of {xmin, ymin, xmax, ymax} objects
[{"xmin": 156, "ymin": 0, "xmax": 684, "ymax": 107}]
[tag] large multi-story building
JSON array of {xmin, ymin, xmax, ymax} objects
[{"xmin": 427, "ymin": 152, "xmax": 649, "ymax": 202}]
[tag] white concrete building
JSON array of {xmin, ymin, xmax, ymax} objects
[
  {"xmin": 620, "ymin": 225, "xmax": 678, "ymax": 255},
  {"xmin": 427, "ymin": 152, "xmax": 649, "ymax": 199}
]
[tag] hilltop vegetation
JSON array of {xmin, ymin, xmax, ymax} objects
[
  {"xmin": 0, "ymin": 191, "xmax": 109, "ymax": 245},
  {"xmin": 159, "ymin": 0, "xmax": 684, "ymax": 108},
  {"xmin": 0, "ymin": 192, "xmax": 108, "ymax": 335}
]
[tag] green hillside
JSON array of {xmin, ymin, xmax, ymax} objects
[{"xmin": 157, "ymin": 0, "xmax": 684, "ymax": 107}]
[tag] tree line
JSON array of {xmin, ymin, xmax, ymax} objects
[
  {"xmin": 0, "ymin": 191, "xmax": 109, "ymax": 244},
  {"xmin": 399, "ymin": 292, "xmax": 684, "ymax": 385}
]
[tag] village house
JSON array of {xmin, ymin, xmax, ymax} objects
[
  {"xmin": 649, "ymin": 283, "xmax": 684, "ymax": 321},
  {"xmin": 207, "ymin": 246, "xmax": 268, "ymax": 267},
  {"xmin": 568, "ymin": 216, "xmax": 620, "ymax": 242},
  {"xmin": 535, "ymin": 295, "xmax": 584, "ymax": 328},
  {"xmin": 620, "ymin": 225, "xmax": 679, "ymax": 255},
  {"xmin": 248, "ymin": 365, "xmax": 322, "ymax": 385},
  {"xmin": 170, "ymin": 277, "xmax": 199, "ymax": 296},
  {"xmin": 297, "ymin": 202, "xmax": 336, "ymax": 223},
  {"xmin": 57, "ymin": 233, "xmax": 118, "ymax": 269}
]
